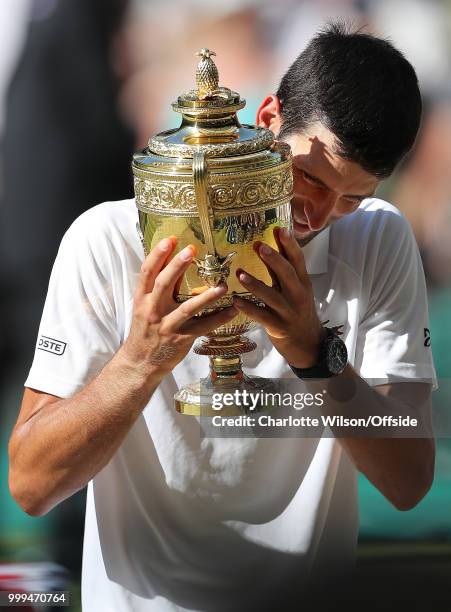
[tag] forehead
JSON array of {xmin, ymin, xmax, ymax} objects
[{"xmin": 285, "ymin": 122, "xmax": 379, "ymax": 195}]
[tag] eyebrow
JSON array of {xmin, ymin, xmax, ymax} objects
[{"xmin": 300, "ymin": 167, "xmax": 375, "ymax": 200}]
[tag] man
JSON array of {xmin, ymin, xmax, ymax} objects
[{"xmin": 8, "ymin": 23, "xmax": 436, "ymax": 611}]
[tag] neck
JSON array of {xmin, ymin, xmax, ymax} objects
[{"xmin": 296, "ymin": 227, "xmax": 324, "ymax": 247}]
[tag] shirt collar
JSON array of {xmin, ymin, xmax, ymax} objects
[{"xmin": 301, "ymin": 226, "xmax": 330, "ymax": 275}]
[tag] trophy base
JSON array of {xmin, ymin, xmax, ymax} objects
[
  {"xmin": 174, "ymin": 334, "xmax": 279, "ymax": 416},
  {"xmin": 174, "ymin": 373, "xmax": 279, "ymax": 416}
]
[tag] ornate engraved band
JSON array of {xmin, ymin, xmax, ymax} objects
[
  {"xmin": 175, "ymin": 292, "xmax": 263, "ymax": 308},
  {"xmin": 209, "ymin": 167, "xmax": 292, "ymax": 210},
  {"xmin": 194, "ymin": 336, "xmax": 257, "ymax": 356},
  {"xmin": 134, "ymin": 163, "xmax": 293, "ymax": 216},
  {"xmin": 172, "ymin": 101, "xmax": 246, "ymax": 117},
  {"xmin": 148, "ymin": 129, "xmax": 273, "ymax": 158}
]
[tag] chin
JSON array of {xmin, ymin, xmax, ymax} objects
[
  {"xmin": 292, "ymin": 219, "xmax": 313, "ymax": 241},
  {"xmin": 293, "ymin": 225, "xmax": 311, "ymax": 237},
  {"xmin": 294, "ymin": 226, "xmax": 325, "ymax": 247},
  {"xmin": 294, "ymin": 232, "xmax": 315, "ymax": 247}
]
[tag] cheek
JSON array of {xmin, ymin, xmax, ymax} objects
[
  {"xmin": 334, "ymin": 201, "xmax": 360, "ymax": 217},
  {"xmin": 293, "ymin": 175, "xmax": 318, "ymax": 198}
]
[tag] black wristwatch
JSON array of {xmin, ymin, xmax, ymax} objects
[{"xmin": 289, "ymin": 327, "xmax": 348, "ymax": 379}]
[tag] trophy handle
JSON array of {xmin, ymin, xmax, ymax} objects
[
  {"xmin": 192, "ymin": 150, "xmax": 237, "ymax": 286},
  {"xmin": 193, "ymin": 150, "xmax": 216, "ymax": 255}
]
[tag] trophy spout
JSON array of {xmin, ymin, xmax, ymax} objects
[{"xmin": 193, "ymin": 251, "xmax": 237, "ymax": 287}]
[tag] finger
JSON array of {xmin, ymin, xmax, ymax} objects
[
  {"xmin": 161, "ymin": 235, "xmax": 179, "ymax": 268},
  {"xmin": 172, "ymin": 240, "xmax": 194, "ymax": 298},
  {"xmin": 181, "ymin": 305, "xmax": 238, "ymax": 336},
  {"xmin": 256, "ymin": 241, "xmax": 300, "ymax": 299},
  {"xmin": 151, "ymin": 244, "xmax": 197, "ymax": 303},
  {"xmin": 278, "ymin": 227, "xmax": 309, "ymax": 283},
  {"xmin": 173, "ymin": 270, "xmax": 184, "ymax": 298},
  {"xmin": 232, "ymin": 295, "xmax": 279, "ymax": 328},
  {"xmin": 136, "ymin": 236, "xmax": 178, "ymax": 298},
  {"xmin": 236, "ymin": 268, "xmax": 287, "ymax": 313},
  {"xmin": 273, "ymin": 226, "xmax": 289, "ymax": 259},
  {"xmin": 253, "ymin": 240, "xmax": 279, "ymax": 288},
  {"xmin": 165, "ymin": 283, "xmax": 228, "ymax": 327}
]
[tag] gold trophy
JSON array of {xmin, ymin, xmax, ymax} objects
[{"xmin": 132, "ymin": 49, "xmax": 293, "ymax": 415}]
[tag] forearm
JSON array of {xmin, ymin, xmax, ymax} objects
[
  {"xmin": 232, "ymin": 228, "xmax": 435, "ymax": 509},
  {"xmin": 8, "ymin": 237, "xmax": 236, "ymax": 517},
  {"xmin": 341, "ymin": 433, "xmax": 434, "ymax": 510},
  {"xmin": 9, "ymin": 348, "xmax": 162, "ymax": 516},
  {"xmin": 317, "ymin": 365, "xmax": 435, "ymax": 509}
]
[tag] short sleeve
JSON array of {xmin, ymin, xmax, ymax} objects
[
  {"xmin": 353, "ymin": 211, "xmax": 437, "ymax": 389},
  {"xmin": 25, "ymin": 212, "xmax": 122, "ymax": 398}
]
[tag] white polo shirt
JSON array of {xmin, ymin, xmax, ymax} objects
[{"xmin": 25, "ymin": 197, "xmax": 436, "ymax": 612}]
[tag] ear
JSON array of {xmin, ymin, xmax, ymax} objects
[{"xmin": 255, "ymin": 94, "xmax": 283, "ymax": 135}]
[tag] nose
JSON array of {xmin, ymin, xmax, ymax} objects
[{"xmin": 304, "ymin": 191, "xmax": 338, "ymax": 231}]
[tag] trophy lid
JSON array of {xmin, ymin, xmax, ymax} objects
[{"xmin": 146, "ymin": 48, "xmax": 274, "ymax": 159}]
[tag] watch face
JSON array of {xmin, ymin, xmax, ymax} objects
[{"xmin": 326, "ymin": 336, "xmax": 348, "ymax": 375}]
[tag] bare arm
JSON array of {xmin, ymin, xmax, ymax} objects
[
  {"xmin": 234, "ymin": 227, "xmax": 435, "ymax": 511},
  {"xmin": 9, "ymin": 354, "xmax": 158, "ymax": 517},
  {"xmin": 9, "ymin": 237, "xmax": 237, "ymax": 516},
  {"xmin": 322, "ymin": 367, "xmax": 435, "ymax": 510}
]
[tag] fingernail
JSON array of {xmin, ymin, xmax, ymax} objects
[
  {"xmin": 180, "ymin": 246, "xmax": 193, "ymax": 261},
  {"xmin": 259, "ymin": 244, "xmax": 272, "ymax": 256},
  {"xmin": 280, "ymin": 227, "xmax": 290, "ymax": 241},
  {"xmin": 239, "ymin": 272, "xmax": 251, "ymax": 284},
  {"xmin": 159, "ymin": 238, "xmax": 170, "ymax": 251}
]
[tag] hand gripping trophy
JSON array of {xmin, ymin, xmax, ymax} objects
[{"xmin": 132, "ymin": 49, "xmax": 293, "ymax": 415}]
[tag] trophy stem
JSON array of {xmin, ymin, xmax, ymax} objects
[
  {"xmin": 194, "ymin": 334, "xmax": 257, "ymax": 378},
  {"xmin": 210, "ymin": 355, "xmax": 244, "ymax": 381},
  {"xmin": 174, "ymin": 334, "xmax": 278, "ymax": 416}
]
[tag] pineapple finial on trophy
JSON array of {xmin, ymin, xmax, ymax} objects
[{"xmin": 195, "ymin": 48, "xmax": 219, "ymax": 99}]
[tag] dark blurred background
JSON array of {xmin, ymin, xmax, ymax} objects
[{"xmin": 1, "ymin": 0, "xmax": 450, "ymax": 609}]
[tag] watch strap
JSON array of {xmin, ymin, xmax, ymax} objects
[{"xmin": 289, "ymin": 327, "xmax": 346, "ymax": 379}]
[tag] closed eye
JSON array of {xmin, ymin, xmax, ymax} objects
[
  {"xmin": 296, "ymin": 167, "xmax": 369, "ymax": 206},
  {"xmin": 297, "ymin": 168, "xmax": 325, "ymax": 188}
]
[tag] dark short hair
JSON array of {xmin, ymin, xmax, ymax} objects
[{"xmin": 276, "ymin": 22, "xmax": 422, "ymax": 178}]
